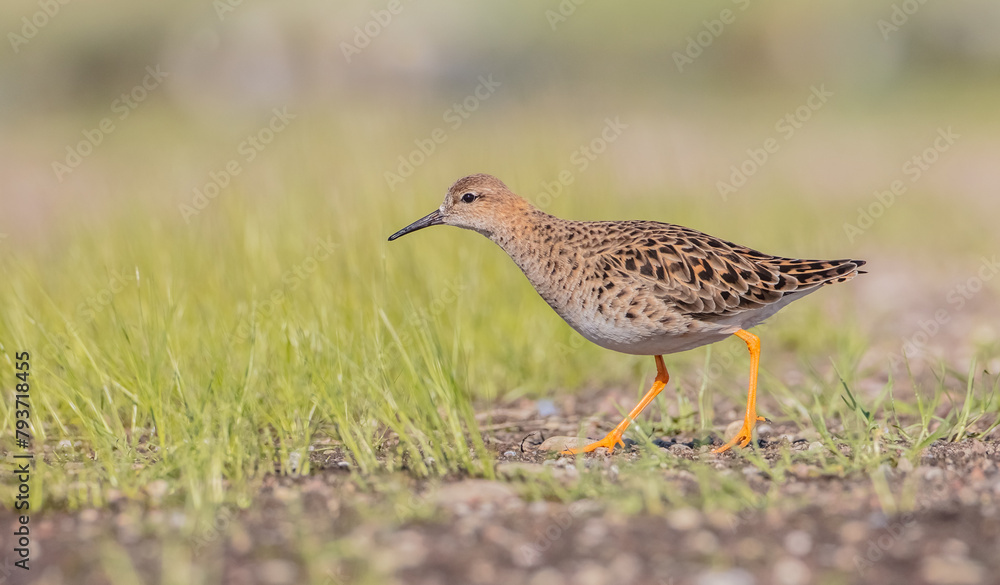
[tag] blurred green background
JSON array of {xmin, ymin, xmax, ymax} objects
[
  {"xmin": 4, "ymin": 0, "xmax": 1000, "ymax": 248},
  {"xmin": 2, "ymin": 0, "xmax": 999, "ymax": 506}
]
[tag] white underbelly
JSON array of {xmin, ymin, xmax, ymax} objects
[
  {"xmin": 560, "ymin": 311, "xmax": 735, "ymax": 356},
  {"xmin": 555, "ymin": 289, "xmax": 816, "ymax": 356},
  {"xmin": 586, "ymin": 330, "xmax": 735, "ymax": 356}
]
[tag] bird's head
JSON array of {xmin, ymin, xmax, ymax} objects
[{"xmin": 388, "ymin": 174, "xmax": 531, "ymax": 241}]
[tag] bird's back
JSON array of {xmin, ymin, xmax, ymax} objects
[{"xmin": 495, "ymin": 215, "xmax": 865, "ymax": 356}]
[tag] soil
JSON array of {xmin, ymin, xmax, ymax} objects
[{"xmin": 6, "ymin": 390, "xmax": 999, "ymax": 585}]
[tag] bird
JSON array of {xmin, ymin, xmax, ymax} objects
[{"xmin": 388, "ymin": 174, "xmax": 865, "ymax": 454}]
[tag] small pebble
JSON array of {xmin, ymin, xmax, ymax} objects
[
  {"xmin": 145, "ymin": 479, "xmax": 169, "ymax": 503},
  {"xmin": 921, "ymin": 555, "xmax": 985, "ymax": 585},
  {"xmin": 723, "ymin": 420, "xmax": 746, "ymax": 443},
  {"xmin": 529, "ymin": 568, "xmax": 565, "ymax": 585},
  {"xmin": 538, "ymin": 436, "xmax": 586, "ymax": 453},
  {"xmin": 737, "ymin": 537, "xmax": 765, "ymax": 560},
  {"xmin": 773, "ymin": 557, "xmax": 810, "ymax": 585},
  {"xmin": 867, "ymin": 511, "xmax": 888, "ymax": 529},
  {"xmin": 536, "ymin": 399, "xmax": 559, "ymax": 417},
  {"xmin": 940, "ymin": 538, "xmax": 969, "ymax": 558},
  {"xmin": 258, "ymin": 559, "xmax": 298, "ymax": 585},
  {"xmin": 576, "ymin": 518, "xmax": 609, "ymax": 549},
  {"xmin": 572, "ymin": 561, "xmax": 610, "ymax": 585},
  {"xmin": 839, "ymin": 520, "xmax": 868, "ymax": 544},
  {"xmin": 668, "ymin": 443, "xmax": 692, "ymax": 454},
  {"xmin": 695, "ymin": 568, "xmax": 756, "ymax": 585},
  {"xmin": 609, "ymin": 554, "xmax": 642, "ymax": 582},
  {"xmin": 79, "ymin": 509, "xmax": 99, "ymax": 523},
  {"xmin": 667, "ymin": 508, "xmax": 702, "ymax": 531},
  {"xmin": 690, "ymin": 530, "xmax": 719, "ymax": 555},
  {"xmin": 923, "ymin": 466, "xmax": 944, "ymax": 481},
  {"xmin": 784, "ymin": 530, "xmax": 812, "ymax": 557}
]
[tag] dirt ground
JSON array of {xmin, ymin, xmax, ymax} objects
[{"xmin": 8, "ymin": 391, "xmax": 999, "ymax": 585}]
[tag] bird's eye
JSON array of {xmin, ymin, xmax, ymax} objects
[{"xmin": 461, "ymin": 192, "xmax": 476, "ymax": 203}]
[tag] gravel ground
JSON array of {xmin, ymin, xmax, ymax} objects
[{"xmin": 7, "ymin": 404, "xmax": 999, "ymax": 585}]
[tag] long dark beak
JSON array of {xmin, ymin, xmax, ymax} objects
[{"xmin": 387, "ymin": 209, "xmax": 444, "ymax": 241}]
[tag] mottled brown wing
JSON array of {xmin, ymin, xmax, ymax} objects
[{"xmin": 590, "ymin": 221, "xmax": 865, "ymax": 319}]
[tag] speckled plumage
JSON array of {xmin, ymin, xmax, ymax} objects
[
  {"xmin": 389, "ymin": 173, "xmax": 865, "ymax": 454},
  {"xmin": 431, "ymin": 174, "xmax": 865, "ymax": 356}
]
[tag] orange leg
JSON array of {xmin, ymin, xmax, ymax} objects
[
  {"xmin": 562, "ymin": 355, "xmax": 669, "ymax": 455},
  {"xmin": 713, "ymin": 329, "xmax": 766, "ymax": 453}
]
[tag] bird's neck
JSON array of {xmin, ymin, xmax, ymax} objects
[
  {"xmin": 488, "ymin": 208, "xmax": 563, "ymax": 259},
  {"xmin": 486, "ymin": 209, "xmax": 580, "ymax": 305}
]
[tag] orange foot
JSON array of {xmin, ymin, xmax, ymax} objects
[
  {"xmin": 560, "ymin": 355, "xmax": 670, "ymax": 456},
  {"xmin": 713, "ymin": 329, "xmax": 766, "ymax": 454},
  {"xmin": 712, "ymin": 414, "xmax": 766, "ymax": 453},
  {"xmin": 560, "ymin": 430, "xmax": 625, "ymax": 455}
]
